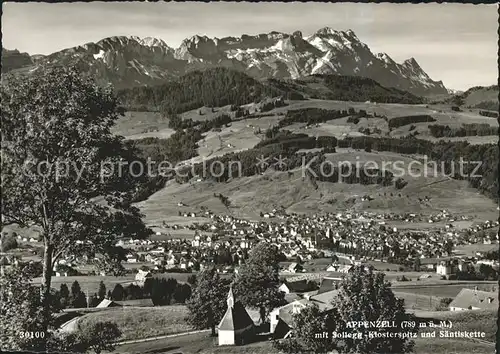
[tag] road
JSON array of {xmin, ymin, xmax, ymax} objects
[
  {"xmin": 59, "ymin": 316, "xmax": 81, "ymax": 333},
  {"xmin": 115, "ymin": 329, "xmax": 210, "ymax": 346}
]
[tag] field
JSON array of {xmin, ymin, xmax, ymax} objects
[
  {"xmin": 4, "ymin": 99, "xmax": 492, "ymax": 239},
  {"xmin": 32, "ymin": 272, "xmax": 207, "ymax": 293},
  {"xmin": 454, "ymin": 243, "xmax": 498, "ymax": 257},
  {"xmin": 418, "ymin": 310, "xmax": 497, "ymax": 342},
  {"xmin": 114, "ymin": 329, "xmax": 494, "ymax": 354},
  {"xmin": 107, "ymin": 101, "xmax": 498, "ymax": 229},
  {"xmin": 393, "ymin": 291, "xmax": 442, "ymax": 310},
  {"xmin": 136, "ymin": 151, "xmax": 497, "ymax": 226},
  {"xmin": 32, "ymin": 275, "xmax": 136, "ymax": 294},
  {"xmin": 115, "ymin": 332, "xmax": 217, "ymax": 354},
  {"xmin": 78, "ymin": 306, "xmax": 192, "ymax": 341},
  {"xmin": 285, "ymin": 117, "xmax": 385, "ymax": 138},
  {"xmin": 182, "ymin": 115, "xmax": 282, "ymax": 166},
  {"xmin": 391, "ymin": 282, "xmax": 497, "ymax": 298},
  {"xmin": 413, "ymin": 337, "xmax": 494, "ymax": 354},
  {"xmin": 112, "ymin": 111, "xmax": 175, "ymax": 140}
]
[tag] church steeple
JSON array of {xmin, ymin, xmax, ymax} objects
[{"xmin": 227, "ymin": 286, "xmax": 234, "ymax": 308}]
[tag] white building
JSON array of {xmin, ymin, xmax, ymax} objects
[{"xmin": 217, "ymin": 288, "xmax": 255, "ymax": 346}]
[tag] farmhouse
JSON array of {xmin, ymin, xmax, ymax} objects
[
  {"xmin": 270, "ymin": 289, "xmax": 339, "ymax": 337},
  {"xmin": 449, "ymin": 288, "xmax": 497, "ymax": 311},
  {"xmin": 218, "ymin": 287, "xmax": 255, "ymax": 346},
  {"xmin": 278, "ymin": 279, "xmax": 314, "ymax": 294},
  {"xmin": 436, "ymin": 261, "xmax": 454, "ymax": 276}
]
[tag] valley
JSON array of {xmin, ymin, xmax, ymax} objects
[{"xmin": 1, "ymin": 10, "xmax": 498, "ymax": 354}]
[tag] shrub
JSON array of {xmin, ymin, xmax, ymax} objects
[
  {"xmin": 395, "ymin": 178, "xmax": 408, "ymax": 190},
  {"xmin": 1, "ymin": 233, "xmax": 18, "ymax": 251}
]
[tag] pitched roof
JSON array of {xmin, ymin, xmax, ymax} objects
[
  {"xmin": 275, "ymin": 291, "xmax": 338, "ymax": 328},
  {"xmin": 285, "ymin": 293, "xmax": 302, "ymax": 303},
  {"xmin": 310, "ymin": 290, "xmax": 339, "ymax": 305},
  {"xmin": 218, "ymin": 301, "xmax": 255, "ymax": 331},
  {"xmin": 282, "ymin": 279, "xmax": 312, "ymax": 293},
  {"xmin": 318, "ymin": 276, "xmax": 342, "ymax": 294},
  {"xmin": 449, "ymin": 288, "xmax": 497, "ymax": 311},
  {"xmin": 115, "ymin": 298, "xmax": 154, "ymax": 307},
  {"xmin": 96, "ymin": 299, "xmax": 121, "ymax": 308},
  {"xmin": 276, "ymin": 299, "xmax": 310, "ymax": 327},
  {"xmin": 218, "ymin": 287, "xmax": 255, "ymax": 331}
]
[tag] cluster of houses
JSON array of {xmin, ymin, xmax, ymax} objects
[
  {"xmin": 433, "ymin": 256, "xmax": 499, "ymax": 277},
  {"xmin": 111, "ymin": 209, "xmax": 498, "ymax": 275},
  {"xmin": 217, "ymin": 266, "xmax": 498, "ymax": 347},
  {"xmin": 5, "ymin": 208, "xmax": 497, "ymax": 280}
]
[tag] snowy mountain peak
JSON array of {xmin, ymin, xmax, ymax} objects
[
  {"xmin": 376, "ymin": 53, "xmax": 395, "ymax": 64},
  {"xmin": 403, "ymin": 57, "xmax": 420, "ymax": 68},
  {"xmin": 345, "ymin": 29, "xmax": 356, "ymax": 37},
  {"xmin": 315, "ymin": 27, "xmax": 338, "ymax": 36},
  {"xmin": 11, "ymin": 27, "xmax": 448, "ymax": 95},
  {"xmin": 186, "ymin": 35, "xmax": 212, "ymax": 45},
  {"xmin": 314, "ymin": 27, "xmax": 359, "ymax": 42},
  {"xmin": 266, "ymin": 31, "xmax": 288, "ymax": 40},
  {"xmin": 139, "ymin": 37, "xmax": 169, "ymax": 49},
  {"xmin": 98, "ymin": 36, "xmax": 134, "ymax": 47}
]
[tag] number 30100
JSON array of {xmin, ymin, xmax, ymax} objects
[{"xmin": 20, "ymin": 332, "xmax": 45, "ymax": 339}]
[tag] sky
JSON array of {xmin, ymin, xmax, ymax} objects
[{"xmin": 2, "ymin": 2, "xmax": 497, "ymax": 91}]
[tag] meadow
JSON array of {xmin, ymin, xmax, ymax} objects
[
  {"xmin": 78, "ymin": 306, "xmax": 193, "ymax": 341},
  {"xmin": 32, "ymin": 275, "xmax": 136, "ymax": 294},
  {"xmin": 420, "ymin": 310, "xmax": 497, "ymax": 342}
]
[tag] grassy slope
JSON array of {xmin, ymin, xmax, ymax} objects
[
  {"xmin": 115, "ymin": 328, "xmax": 494, "ymax": 354},
  {"xmin": 111, "ymin": 111, "xmax": 175, "ymax": 140},
  {"xmin": 266, "ymin": 74, "xmax": 424, "ymax": 104},
  {"xmin": 428, "ymin": 310, "xmax": 497, "ymax": 342},
  {"xmin": 136, "ymin": 145, "xmax": 497, "ymax": 234},
  {"xmin": 78, "ymin": 306, "xmax": 192, "ymax": 341},
  {"xmin": 462, "ymin": 86, "xmax": 499, "ymax": 109},
  {"xmin": 435, "ymin": 85, "xmax": 499, "ymax": 111},
  {"xmin": 88, "ymin": 102, "xmax": 499, "ymax": 236},
  {"xmin": 31, "ymin": 275, "xmax": 136, "ymax": 294},
  {"xmin": 413, "ymin": 337, "xmax": 494, "ymax": 354},
  {"xmin": 6, "ymin": 101, "xmax": 497, "ymax": 243}
]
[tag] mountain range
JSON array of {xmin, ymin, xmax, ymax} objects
[{"xmin": 2, "ymin": 28, "xmax": 448, "ymax": 96}]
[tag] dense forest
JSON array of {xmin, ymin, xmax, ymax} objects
[
  {"xmin": 428, "ymin": 123, "xmax": 498, "ymax": 138},
  {"xmin": 267, "ymin": 75, "xmax": 424, "ymax": 104},
  {"xmin": 116, "ymin": 67, "xmax": 292, "ymax": 113},
  {"xmin": 127, "ymin": 131, "xmax": 497, "ymax": 203},
  {"xmin": 278, "ymin": 107, "xmax": 368, "ymax": 128},
  {"xmin": 387, "ymin": 115, "xmax": 436, "ymax": 129},
  {"xmin": 116, "ymin": 68, "xmax": 426, "ymax": 115},
  {"xmin": 175, "ymin": 145, "xmax": 394, "ymax": 188},
  {"xmin": 337, "ymin": 136, "xmax": 498, "ymax": 201}
]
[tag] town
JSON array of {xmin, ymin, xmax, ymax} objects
[{"xmin": 2, "ymin": 2, "xmax": 498, "ymax": 354}]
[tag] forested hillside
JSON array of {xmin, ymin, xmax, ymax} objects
[
  {"xmin": 266, "ymin": 75, "xmax": 424, "ymax": 104},
  {"xmin": 116, "ymin": 67, "xmax": 290, "ymax": 113},
  {"xmin": 438, "ymin": 85, "xmax": 499, "ymax": 110},
  {"xmin": 116, "ymin": 68, "xmax": 425, "ymax": 115}
]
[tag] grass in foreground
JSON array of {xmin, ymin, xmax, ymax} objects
[
  {"xmin": 78, "ymin": 306, "xmax": 193, "ymax": 341},
  {"xmin": 413, "ymin": 336, "xmax": 494, "ymax": 354},
  {"xmin": 428, "ymin": 310, "xmax": 497, "ymax": 342}
]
